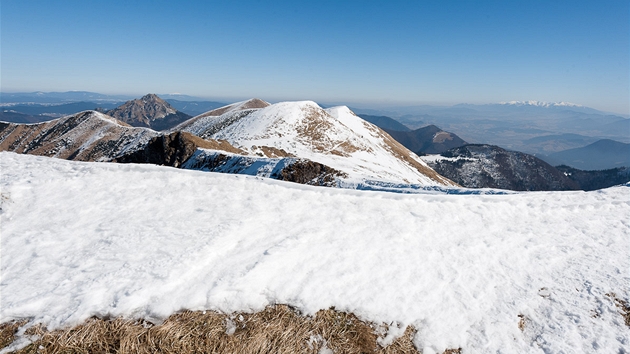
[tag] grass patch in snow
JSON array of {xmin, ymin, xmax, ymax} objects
[
  {"xmin": 0, "ymin": 305, "xmax": 455, "ymax": 354},
  {"xmin": 607, "ymin": 293, "xmax": 630, "ymax": 327}
]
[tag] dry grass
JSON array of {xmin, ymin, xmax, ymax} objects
[
  {"xmin": 517, "ymin": 314, "xmax": 527, "ymax": 332},
  {"xmin": 0, "ymin": 321, "xmax": 27, "ymax": 349},
  {"xmin": 606, "ymin": 292, "xmax": 630, "ymax": 327},
  {"xmin": 1, "ymin": 305, "xmax": 463, "ymax": 353}
]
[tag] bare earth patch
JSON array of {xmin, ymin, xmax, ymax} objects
[{"xmin": 1, "ymin": 306, "xmax": 462, "ymax": 354}]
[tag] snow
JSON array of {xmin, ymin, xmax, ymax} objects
[
  {"xmin": 1, "ymin": 152, "xmax": 629, "ymax": 353},
  {"xmin": 180, "ymin": 101, "xmax": 451, "ymax": 186},
  {"xmin": 499, "ymin": 100, "xmax": 583, "ymax": 108},
  {"xmin": 420, "ymin": 154, "xmax": 473, "ymax": 163}
]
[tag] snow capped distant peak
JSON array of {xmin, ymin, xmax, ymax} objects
[{"xmin": 499, "ymin": 100, "xmax": 583, "ymax": 108}]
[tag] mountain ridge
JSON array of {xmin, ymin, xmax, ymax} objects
[
  {"xmin": 422, "ymin": 144, "xmax": 580, "ymax": 191},
  {"xmin": 177, "ymin": 100, "xmax": 454, "ymax": 186}
]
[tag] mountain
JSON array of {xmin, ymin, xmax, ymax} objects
[
  {"xmin": 0, "ymin": 109, "xmax": 347, "ymax": 188},
  {"xmin": 105, "ymin": 94, "xmax": 191, "ymax": 131},
  {"xmin": 522, "ymin": 133, "xmax": 599, "ymax": 154},
  {"xmin": 357, "ymin": 114, "xmax": 410, "ymax": 131},
  {"xmin": 544, "ymin": 139, "xmax": 630, "ymax": 170},
  {"xmin": 177, "ymin": 99, "xmax": 455, "ymax": 186},
  {"xmin": 383, "ymin": 125, "xmax": 467, "ymax": 154},
  {"xmin": 0, "ymin": 111, "xmax": 158, "ymax": 161},
  {"xmin": 422, "ymin": 144, "xmax": 580, "ymax": 191},
  {"xmin": 0, "ymin": 98, "xmax": 454, "ymax": 189},
  {"xmin": 555, "ymin": 165, "xmax": 630, "ymax": 191}
]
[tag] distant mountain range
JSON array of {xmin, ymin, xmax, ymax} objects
[
  {"xmin": 351, "ymin": 101, "xmax": 630, "ymax": 156},
  {"xmin": 542, "ymin": 139, "xmax": 630, "ymax": 170}
]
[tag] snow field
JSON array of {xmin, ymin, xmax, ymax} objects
[{"xmin": 1, "ymin": 152, "xmax": 628, "ymax": 353}]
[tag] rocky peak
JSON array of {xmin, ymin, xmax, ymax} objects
[{"xmin": 105, "ymin": 94, "xmax": 191, "ymax": 131}]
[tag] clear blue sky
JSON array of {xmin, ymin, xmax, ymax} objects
[{"xmin": 2, "ymin": 1, "xmax": 628, "ymax": 113}]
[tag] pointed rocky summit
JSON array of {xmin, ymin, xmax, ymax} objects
[{"xmin": 106, "ymin": 94, "xmax": 191, "ymax": 131}]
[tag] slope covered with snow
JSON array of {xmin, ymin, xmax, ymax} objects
[
  {"xmin": 178, "ymin": 100, "xmax": 453, "ymax": 186},
  {"xmin": 1, "ymin": 152, "xmax": 628, "ymax": 353}
]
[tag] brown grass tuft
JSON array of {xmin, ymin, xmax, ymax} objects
[
  {"xmin": 0, "ymin": 305, "xmax": 466, "ymax": 353},
  {"xmin": 442, "ymin": 349, "xmax": 462, "ymax": 354},
  {"xmin": 0, "ymin": 321, "xmax": 27, "ymax": 349},
  {"xmin": 517, "ymin": 314, "xmax": 527, "ymax": 332},
  {"xmin": 606, "ymin": 292, "xmax": 630, "ymax": 327}
]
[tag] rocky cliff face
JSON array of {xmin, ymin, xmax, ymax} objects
[
  {"xmin": 105, "ymin": 94, "xmax": 191, "ymax": 131},
  {"xmin": 422, "ymin": 144, "xmax": 580, "ymax": 191}
]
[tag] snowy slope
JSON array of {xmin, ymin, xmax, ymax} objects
[
  {"xmin": 178, "ymin": 100, "xmax": 453, "ymax": 186},
  {"xmin": 1, "ymin": 152, "xmax": 628, "ymax": 353},
  {"xmin": 0, "ymin": 111, "xmax": 158, "ymax": 161}
]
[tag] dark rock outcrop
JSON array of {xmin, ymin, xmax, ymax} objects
[
  {"xmin": 114, "ymin": 131, "xmax": 244, "ymax": 167},
  {"xmin": 277, "ymin": 160, "xmax": 346, "ymax": 186}
]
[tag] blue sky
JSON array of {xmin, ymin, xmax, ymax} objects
[{"xmin": 2, "ymin": 1, "xmax": 628, "ymax": 113}]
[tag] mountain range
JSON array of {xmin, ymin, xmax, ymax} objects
[
  {"xmin": 0, "ymin": 97, "xmax": 454, "ymax": 189},
  {"xmin": 542, "ymin": 139, "xmax": 630, "ymax": 170},
  {"xmin": 352, "ymin": 101, "xmax": 630, "ymax": 156},
  {"xmin": 1, "ymin": 92, "xmax": 628, "ymax": 191}
]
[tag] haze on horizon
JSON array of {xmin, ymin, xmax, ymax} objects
[{"xmin": 1, "ymin": 0, "xmax": 628, "ymax": 115}]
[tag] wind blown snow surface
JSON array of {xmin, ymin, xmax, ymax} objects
[{"xmin": 1, "ymin": 152, "xmax": 628, "ymax": 353}]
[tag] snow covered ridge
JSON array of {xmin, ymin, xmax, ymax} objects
[
  {"xmin": 1, "ymin": 153, "xmax": 629, "ymax": 353},
  {"xmin": 499, "ymin": 100, "xmax": 583, "ymax": 108},
  {"xmin": 177, "ymin": 99, "xmax": 454, "ymax": 187}
]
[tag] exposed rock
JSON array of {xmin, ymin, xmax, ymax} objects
[
  {"xmin": 114, "ymin": 132, "xmax": 244, "ymax": 167},
  {"xmin": 277, "ymin": 160, "xmax": 346, "ymax": 186},
  {"xmin": 106, "ymin": 94, "xmax": 191, "ymax": 131},
  {"xmin": 181, "ymin": 149, "xmax": 347, "ymax": 187}
]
